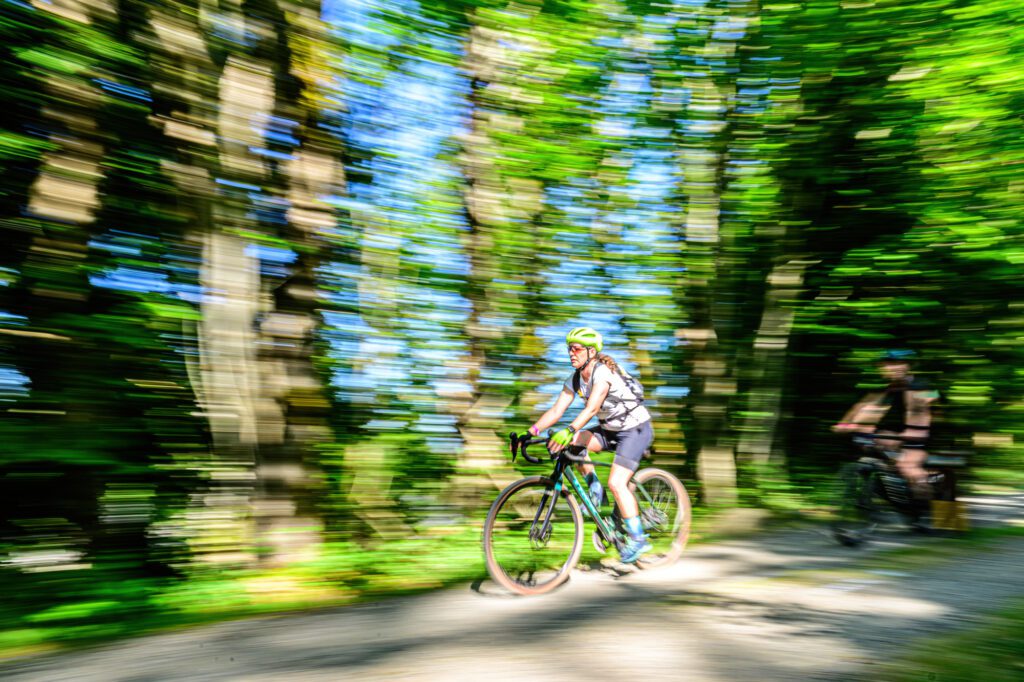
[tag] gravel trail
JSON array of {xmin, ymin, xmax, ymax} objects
[{"xmin": 3, "ymin": 492, "xmax": 1023, "ymax": 681}]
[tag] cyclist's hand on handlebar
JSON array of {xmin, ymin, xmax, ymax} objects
[{"xmin": 548, "ymin": 427, "xmax": 573, "ymax": 453}]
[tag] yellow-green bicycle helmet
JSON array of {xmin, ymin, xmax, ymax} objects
[{"xmin": 565, "ymin": 327, "xmax": 603, "ymax": 353}]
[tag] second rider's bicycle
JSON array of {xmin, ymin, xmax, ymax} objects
[
  {"xmin": 482, "ymin": 431, "xmax": 691, "ymax": 596},
  {"xmin": 832, "ymin": 432, "xmax": 968, "ymax": 546}
]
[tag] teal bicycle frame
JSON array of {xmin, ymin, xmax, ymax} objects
[
  {"xmin": 561, "ymin": 461, "xmax": 618, "ymax": 543},
  {"xmin": 514, "ymin": 435, "xmax": 661, "ymax": 551}
]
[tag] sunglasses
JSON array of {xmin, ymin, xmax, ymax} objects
[{"xmin": 567, "ymin": 344, "xmax": 589, "ymax": 354}]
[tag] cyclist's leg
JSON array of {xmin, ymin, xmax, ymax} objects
[
  {"xmin": 897, "ymin": 444, "xmax": 929, "ymax": 497},
  {"xmin": 607, "ymin": 422, "xmax": 654, "ymax": 562},
  {"xmin": 574, "ymin": 428, "xmax": 606, "ymax": 477},
  {"xmin": 575, "ymin": 429, "xmax": 606, "ymax": 508},
  {"xmin": 610, "ymin": 463, "xmax": 648, "ymax": 562},
  {"xmin": 608, "ymin": 462, "xmax": 639, "ymax": 518},
  {"xmin": 607, "ymin": 424, "xmax": 649, "ymax": 518}
]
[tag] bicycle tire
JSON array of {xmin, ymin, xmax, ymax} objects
[
  {"xmin": 832, "ymin": 462, "xmax": 881, "ymax": 547},
  {"xmin": 482, "ymin": 476, "xmax": 584, "ymax": 596},
  {"xmin": 631, "ymin": 468, "xmax": 691, "ymax": 568}
]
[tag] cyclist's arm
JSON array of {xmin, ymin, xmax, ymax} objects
[
  {"xmin": 833, "ymin": 392, "xmax": 884, "ymax": 432},
  {"xmin": 567, "ymin": 377, "xmax": 610, "ymax": 433},
  {"xmin": 530, "ymin": 388, "xmax": 576, "ymax": 435}
]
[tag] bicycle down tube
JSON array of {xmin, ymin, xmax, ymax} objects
[
  {"xmin": 513, "ymin": 433, "xmax": 619, "ymax": 545},
  {"xmin": 562, "ymin": 466, "xmax": 617, "ymax": 543}
]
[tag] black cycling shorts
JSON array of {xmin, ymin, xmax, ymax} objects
[{"xmin": 586, "ymin": 420, "xmax": 654, "ymax": 472}]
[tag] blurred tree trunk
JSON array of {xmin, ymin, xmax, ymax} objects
[
  {"xmin": 150, "ymin": 5, "xmax": 266, "ymax": 563},
  {"xmin": 677, "ymin": 0, "xmax": 762, "ymax": 505},
  {"xmin": 150, "ymin": 0, "xmax": 341, "ymax": 564},
  {"xmin": 680, "ymin": 80, "xmax": 738, "ymax": 506},
  {"xmin": 248, "ymin": 1, "xmax": 343, "ymax": 564},
  {"xmin": 453, "ymin": 134, "xmax": 517, "ymax": 503},
  {"xmin": 735, "ymin": 259, "xmax": 812, "ymax": 480},
  {"xmin": 449, "ymin": 2, "xmax": 614, "ymax": 507},
  {"xmin": 348, "ymin": 227, "xmax": 413, "ymax": 538},
  {"xmin": 450, "ymin": 12, "xmax": 535, "ymax": 506}
]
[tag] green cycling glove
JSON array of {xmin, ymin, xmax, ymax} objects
[{"xmin": 550, "ymin": 427, "xmax": 574, "ymax": 447}]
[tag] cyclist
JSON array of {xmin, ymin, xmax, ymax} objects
[
  {"xmin": 526, "ymin": 327, "xmax": 654, "ymax": 563},
  {"xmin": 834, "ymin": 350, "xmax": 939, "ymax": 498}
]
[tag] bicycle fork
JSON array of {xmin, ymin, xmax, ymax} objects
[{"xmin": 529, "ymin": 482, "xmax": 562, "ymax": 548}]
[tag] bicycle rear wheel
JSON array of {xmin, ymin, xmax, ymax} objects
[
  {"xmin": 632, "ymin": 468, "xmax": 691, "ymax": 568},
  {"xmin": 483, "ymin": 476, "xmax": 584, "ymax": 596},
  {"xmin": 832, "ymin": 462, "xmax": 882, "ymax": 546}
]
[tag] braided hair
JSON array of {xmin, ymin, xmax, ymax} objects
[{"xmin": 595, "ymin": 352, "xmax": 620, "ymax": 374}]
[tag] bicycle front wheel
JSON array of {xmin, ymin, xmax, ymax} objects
[
  {"xmin": 483, "ymin": 476, "xmax": 584, "ymax": 596},
  {"xmin": 832, "ymin": 462, "xmax": 881, "ymax": 546},
  {"xmin": 632, "ymin": 468, "xmax": 691, "ymax": 569}
]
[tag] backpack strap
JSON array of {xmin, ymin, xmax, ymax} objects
[
  {"xmin": 577, "ymin": 363, "xmax": 644, "ymax": 427},
  {"xmin": 606, "ymin": 369, "xmax": 645, "ymax": 426},
  {"xmin": 572, "ymin": 358, "xmax": 596, "ymax": 398},
  {"xmin": 619, "ymin": 370, "xmax": 643, "ymax": 405}
]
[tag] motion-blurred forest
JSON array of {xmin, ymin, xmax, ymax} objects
[{"xmin": 1, "ymin": 0, "xmax": 1022, "ymax": 654}]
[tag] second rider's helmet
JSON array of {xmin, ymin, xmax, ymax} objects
[
  {"xmin": 878, "ymin": 349, "xmax": 917, "ymax": 363},
  {"xmin": 566, "ymin": 327, "xmax": 603, "ymax": 353}
]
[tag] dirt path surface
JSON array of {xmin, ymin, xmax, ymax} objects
[{"xmin": 4, "ymin": 492, "xmax": 1024, "ymax": 682}]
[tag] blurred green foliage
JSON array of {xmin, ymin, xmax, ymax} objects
[{"xmin": 0, "ymin": 0, "xmax": 1022, "ymax": 656}]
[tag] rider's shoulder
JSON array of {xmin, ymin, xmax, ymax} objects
[
  {"xmin": 907, "ymin": 375, "xmax": 940, "ymax": 400},
  {"xmin": 907, "ymin": 375, "xmax": 936, "ymax": 391},
  {"xmin": 592, "ymin": 363, "xmax": 614, "ymax": 382}
]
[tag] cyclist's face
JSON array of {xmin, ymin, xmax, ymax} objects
[
  {"xmin": 567, "ymin": 344, "xmax": 591, "ymax": 367},
  {"xmin": 878, "ymin": 361, "xmax": 909, "ymax": 381}
]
